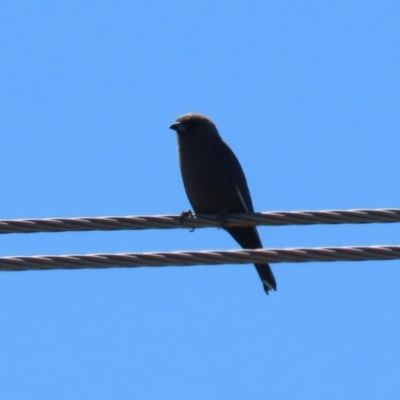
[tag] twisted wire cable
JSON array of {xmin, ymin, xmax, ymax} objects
[
  {"xmin": 1, "ymin": 245, "xmax": 400, "ymax": 272},
  {"xmin": 1, "ymin": 209, "xmax": 400, "ymax": 234}
]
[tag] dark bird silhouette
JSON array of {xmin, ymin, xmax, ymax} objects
[{"xmin": 169, "ymin": 113, "xmax": 276, "ymax": 294}]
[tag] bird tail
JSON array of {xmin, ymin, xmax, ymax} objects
[
  {"xmin": 254, "ymin": 263, "xmax": 277, "ymax": 294},
  {"xmin": 225, "ymin": 227, "xmax": 277, "ymax": 294}
]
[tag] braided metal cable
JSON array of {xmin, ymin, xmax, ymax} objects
[
  {"xmin": 1, "ymin": 209, "xmax": 400, "ymax": 234},
  {"xmin": 1, "ymin": 245, "xmax": 400, "ymax": 271}
]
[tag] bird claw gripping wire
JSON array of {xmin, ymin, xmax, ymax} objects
[{"xmin": 180, "ymin": 210, "xmax": 195, "ymax": 232}]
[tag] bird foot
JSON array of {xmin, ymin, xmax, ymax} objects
[{"xmin": 180, "ymin": 210, "xmax": 195, "ymax": 232}]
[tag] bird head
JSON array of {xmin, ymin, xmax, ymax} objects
[{"xmin": 169, "ymin": 113, "xmax": 220, "ymax": 140}]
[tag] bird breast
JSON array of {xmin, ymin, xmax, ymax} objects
[{"xmin": 178, "ymin": 139, "xmax": 243, "ymax": 214}]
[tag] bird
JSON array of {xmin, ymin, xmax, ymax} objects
[{"xmin": 169, "ymin": 113, "xmax": 276, "ymax": 294}]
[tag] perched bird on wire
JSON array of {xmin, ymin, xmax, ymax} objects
[{"xmin": 169, "ymin": 113, "xmax": 276, "ymax": 294}]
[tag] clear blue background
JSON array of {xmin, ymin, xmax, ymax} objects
[{"xmin": 1, "ymin": 1, "xmax": 399, "ymax": 399}]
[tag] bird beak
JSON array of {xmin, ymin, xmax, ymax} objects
[{"xmin": 169, "ymin": 122, "xmax": 186, "ymax": 133}]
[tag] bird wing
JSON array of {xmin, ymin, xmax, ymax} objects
[{"xmin": 214, "ymin": 139, "xmax": 255, "ymax": 213}]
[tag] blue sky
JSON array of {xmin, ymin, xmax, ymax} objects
[{"xmin": 1, "ymin": 1, "xmax": 400, "ymax": 399}]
